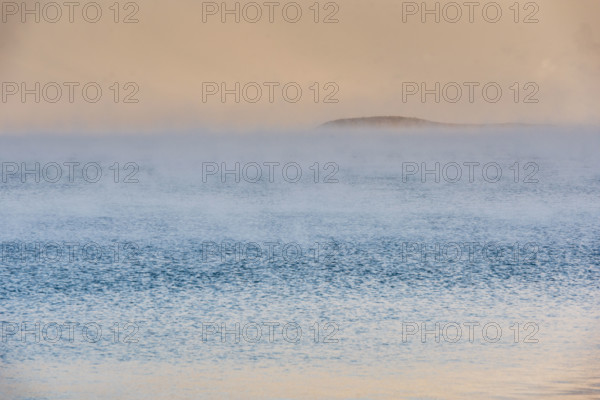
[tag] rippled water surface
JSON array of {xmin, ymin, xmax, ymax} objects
[{"xmin": 1, "ymin": 128, "xmax": 599, "ymax": 399}]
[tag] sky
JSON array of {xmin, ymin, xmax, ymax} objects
[{"xmin": 1, "ymin": 0, "xmax": 599, "ymax": 133}]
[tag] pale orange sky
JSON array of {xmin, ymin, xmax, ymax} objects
[{"xmin": 1, "ymin": 0, "xmax": 599, "ymax": 133}]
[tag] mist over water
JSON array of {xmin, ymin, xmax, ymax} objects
[{"xmin": 1, "ymin": 127, "xmax": 599, "ymax": 399}]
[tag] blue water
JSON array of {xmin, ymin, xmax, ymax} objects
[{"xmin": 0, "ymin": 127, "xmax": 599, "ymax": 399}]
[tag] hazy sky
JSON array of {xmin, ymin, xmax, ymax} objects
[{"xmin": 1, "ymin": 0, "xmax": 599, "ymax": 133}]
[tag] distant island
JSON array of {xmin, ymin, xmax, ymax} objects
[{"xmin": 320, "ymin": 116, "xmax": 531, "ymax": 129}]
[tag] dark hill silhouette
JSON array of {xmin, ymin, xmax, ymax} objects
[{"xmin": 320, "ymin": 116, "xmax": 532, "ymax": 129}]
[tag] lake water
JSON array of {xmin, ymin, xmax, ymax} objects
[{"xmin": 1, "ymin": 127, "xmax": 599, "ymax": 399}]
